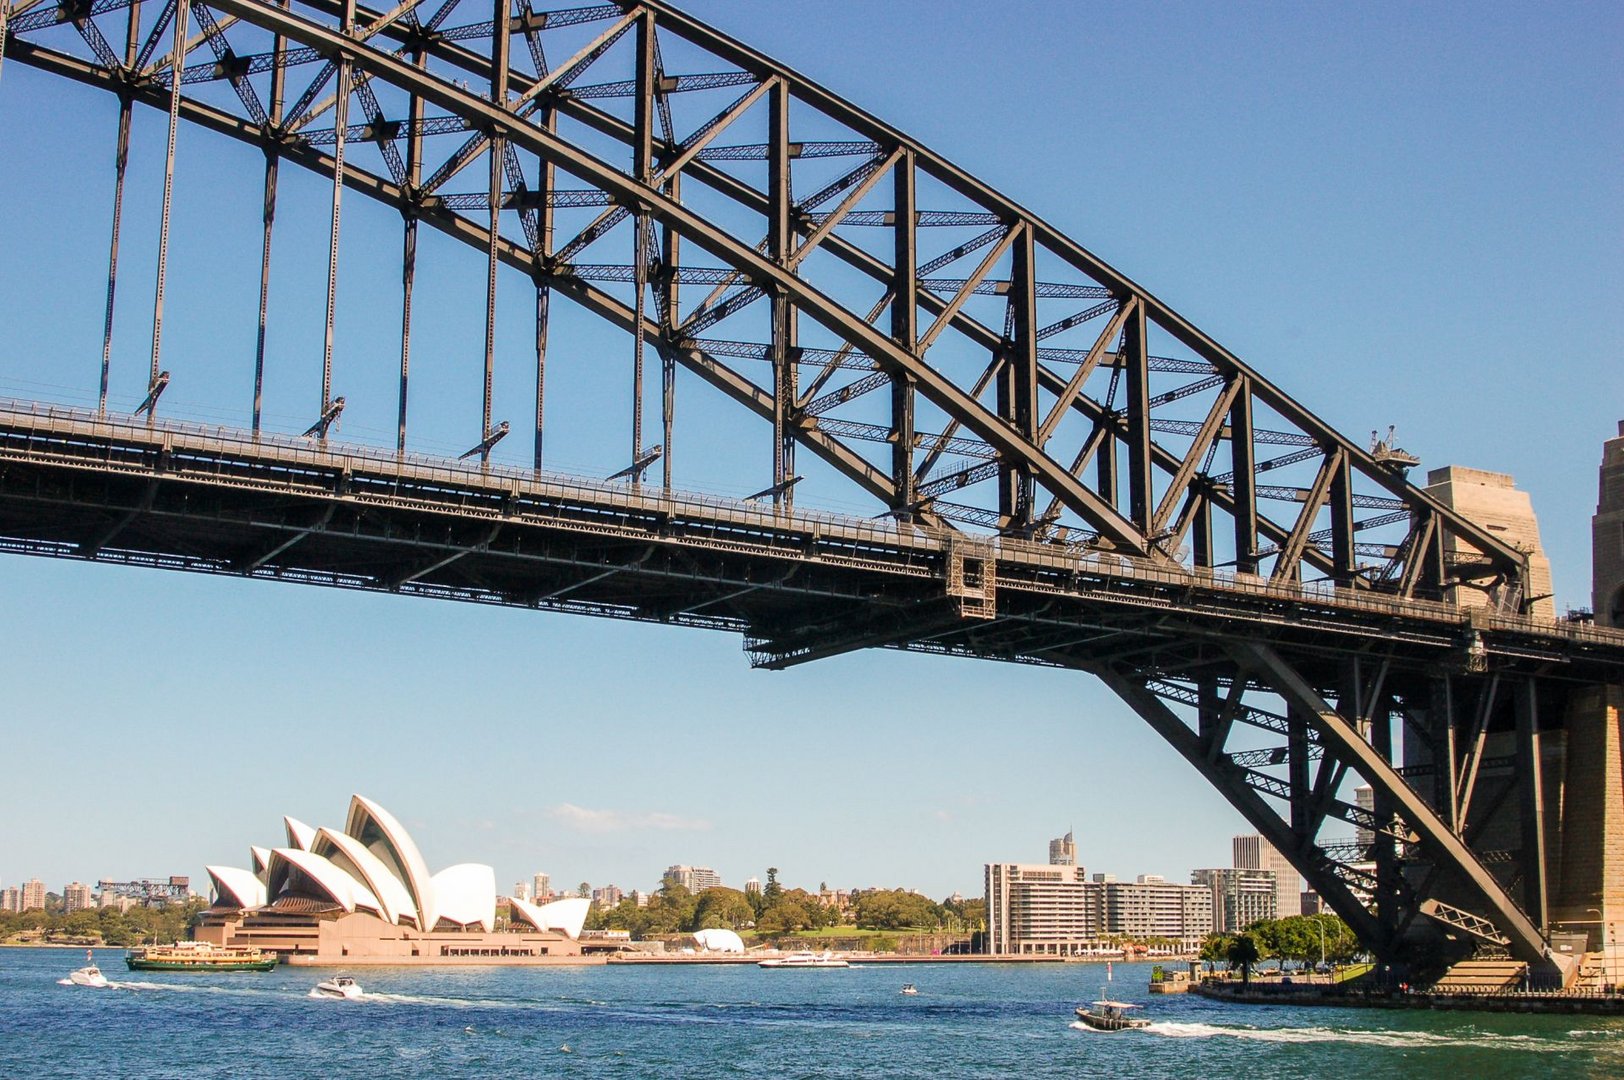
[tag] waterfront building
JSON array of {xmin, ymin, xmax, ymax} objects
[
  {"xmin": 19, "ymin": 879, "xmax": 46, "ymax": 912},
  {"xmin": 0, "ymin": 886, "xmax": 18, "ymax": 913},
  {"xmin": 986, "ymin": 863, "xmax": 1210, "ymax": 953},
  {"xmin": 63, "ymin": 881, "xmax": 94, "ymax": 912},
  {"xmin": 1049, "ymin": 830, "xmax": 1077, "ymax": 867},
  {"xmin": 985, "ymin": 863, "xmax": 1101, "ymax": 955},
  {"xmin": 1101, "ymin": 875, "xmax": 1213, "ymax": 950},
  {"xmin": 592, "ymin": 885, "xmax": 623, "ymax": 908},
  {"xmin": 664, "ymin": 865, "xmax": 722, "ymax": 893},
  {"xmin": 1233, "ymin": 835, "xmax": 1299, "ymax": 925},
  {"xmin": 631, "ymin": 890, "xmax": 650, "ymax": 908},
  {"xmin": 1424, "ymin": 465, "xmax": 1555, "ymax": 618},
  {"xmin": 195, "ymin": 794, "xmax": 594, "ymax": 964},
  {"xmin": 1596, "ymin": 420, "xmax": 1624, "ymax": 628},
  {"xmin": 532, "ymin": 872, "xmax": 551, "ymax": 901},
  {"xmin": 1192, "ymin": 868, "xmax": 1277, "ymax": 932}
]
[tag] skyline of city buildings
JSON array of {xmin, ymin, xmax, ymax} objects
[{"xmin": 985, "ymin": 829, "xmax": 1341, "ymax": 954}]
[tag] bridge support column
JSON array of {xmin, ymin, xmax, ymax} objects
[{"xmin": 1554, "ymin": 684, "xmax": 1624, "ymax": 950}]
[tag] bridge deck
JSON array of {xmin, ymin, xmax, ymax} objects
[{"xmin": 1, "ymin": 399, "xmax": 1620, "ymax": 680}]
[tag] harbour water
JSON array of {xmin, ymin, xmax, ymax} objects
[{"xmin": 2, "ymin": 949, "xmax": 1620, "ymax": 1078}]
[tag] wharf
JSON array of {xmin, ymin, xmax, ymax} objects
[
  {"xmin": 1192, "ymin": 980, "xmax": 1624, "ymax": 1016},
  {"xmin": 606, "ymin": 954, "xmax": 1064, "ymax": 965}
]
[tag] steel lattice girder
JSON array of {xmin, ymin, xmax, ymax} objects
[
  {"xmin": 196, "ymin": 0, "xmax": 1148, "ymax": 550},
  {"xmin": 0, "ymin": 0, "xmax": 1535, "ymax": 593}
]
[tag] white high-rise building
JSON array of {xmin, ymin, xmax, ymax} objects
[
  {"xmin": 512, "ymin": 881, "xmax": 531, "ymax": 903},
  {"xmin": 63, "ymin": 882, "xmax": 94, "ymax": 912},
  {"xmin": 986, "ymin": 863, "xmax": 1099, "ymax": 955},
  {"xmin": 1354, "ymin": 785, "xmax": 1376, "ymax": 848},
  {"xmin": 1049, "ymin": 830, "xmax": 1077, "ymax": 866},
  {"xmin": 664, "ymin": 865, "xmax": 722, "ymax": 893},
  {"xmin": 532, "ymin": 873, "xmax": 551, "ymax": 901},
  {"xmin": 1192, "ymin": 867, "xmax": 1278, "ymax": 932},
  {"xmin": 1233, "ymin": 835, "xmax": 1299, "ymax": 922}
]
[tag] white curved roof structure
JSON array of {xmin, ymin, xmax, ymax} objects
[
  {"xmin": 283, "ymin": 816, "xmax": 317, "ymax": 852},
  {"xmin": 344, "ymin": 795, "xmax": 437, "ymax": 933},
  {"xmin": 250, "ymin": 846, "xmax": 272, "ymax": 884},
  {"xmin": 312, "ymin": 827, "xmax": 419, "ymax": 928},
  {"xmin": 266, "ymin": 847, "xmax": 382, "ymax": 918},
  {"xmin": 692, "ymin": 928, "xmax": 745, "ymax": 953},
  {"xmin": 510, "ymin": 896, "xmax": 590, "ymax": 939},
  {"xmin": 431, "ymin": 864, "xmax": 496, "ymax": 933},
  {"xmin": 206, "ymin": 865, "xmax": 267, "ymax": 910}
]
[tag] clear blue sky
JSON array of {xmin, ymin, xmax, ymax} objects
[{"xmin": 0, "ymin": 1, "xmax": 1618, "ymax": 900}]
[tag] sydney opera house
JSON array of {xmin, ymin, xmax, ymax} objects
[{"xmin": 197, "ymin": 794, "xmax": 595, "ymax": 964}]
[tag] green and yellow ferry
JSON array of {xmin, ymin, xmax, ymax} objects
[{"xmin": 124, "ymin": 942, "xmax": 278, "ymax": 973}]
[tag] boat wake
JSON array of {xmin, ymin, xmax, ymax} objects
[
  {"xmin": 1067, "ymin": 1021, "xmax": 1118, "ymax": 1035},
  {"xmin": 1140, "ymin": 1021, "xmax": 1575, "ymax": 1050}
]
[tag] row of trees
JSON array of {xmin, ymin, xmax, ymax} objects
[
  {"xmin": 0, "ymin": 899, "xmax": 207, "ymax": 947},
  {"xmin": 579, "ymin": 880, "xmax": 986, "ymax": 939},
  {"xmin": 1198, "ymin": 914, "xmax": 1363, "ymax": 983}
]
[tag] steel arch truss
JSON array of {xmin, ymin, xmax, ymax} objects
[
  {"xmin": 1089, "ymin": 642, "xmax": 1565, "ymax": 971},
  {"xmin": 3, "ymin": 0, "xmax": 1535, "ymax": 598},
  {"xmin": 0, "ymin": 0, "xmax": 1595, "ymax": 971}
]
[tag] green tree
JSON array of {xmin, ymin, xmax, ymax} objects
[
  {"xmin": 764, "ymin": 868, "xmax": 783, "ymax": 904},
  {"xmin": 692, "ymin": 887, "xmax": 755, "ymax": 931},
  {"xmin": 1199, "ymin": 932, "xmax": 1235, "ymax": 970},
  {"xmin": 1227, "ymin": 933, "xmax": 1262, "ymax": 987},
  {"xmin": 853, "ymin": 889, "xmax": 942, "ymax": 931}
]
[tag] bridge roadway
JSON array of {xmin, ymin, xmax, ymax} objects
[{"xmin": 2, "ymin": 398, "xmax": 1621, "ymax": 686}]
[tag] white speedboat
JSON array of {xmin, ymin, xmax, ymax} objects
[
  {"xmin": 900, "ymin": 983, "xmax": 919, "ymax": 995},
  {"xmin": 68, "ymin": 950, "xmax": 109, "ymax": 988},
  {"xmin": 311, "ymin": 975, "xmax": 363, "ymax": 1000},
  {"xmin": 1074, "ymin": 999, "xmax": 1150, "ymax": 1031},
  {"xmin": 757, "ymin": 950, "xmax": 849, "ymax": 968}
]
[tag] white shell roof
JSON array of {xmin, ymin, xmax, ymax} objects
[
  {"xmin": 431, "ymin": 864, "xmax": 497, "ymax": 933},
  {"xmin": 267, "ymin": 847, "xmax": 382, "ymax": 917},
  {"xmin": 692, "ymin": 928, "xmax": 745, "ymax": 953},
  {"xmin": 510, "ymin": 896, "xmax": 590, "ymax": 939},
  {"xmin": 344, "ymin": 796, "xmax": 437, "ymax": 934},
  {"xmin": 313, "ymin": 826, "xmax": 419, "ymax": 929},
  {"xmin": 283, "ymin": 816, "xmax": 317, "ymax": 852},
  {"xmin": 206, "ymin": 865, "xmax": 267, "ymax": 910},
  {"xmin": 250, "ymin": 846, "xmax": 272, "ymax": 884}
]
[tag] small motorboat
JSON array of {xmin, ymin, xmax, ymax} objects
[
  {"xmin": 68, "ymin": 950, "xmax": 109, "ymax": 989},
  {"xmin": 1074, "ymin": 999, "xmax": 1151, "ymax": 1031},
  {"xmin": 311, "ymin": 975, "xmax": 363, "ymax": 1000},
  {"xmin": 900, "ymin": 983, "xmax": 918, "ymax": 995}
]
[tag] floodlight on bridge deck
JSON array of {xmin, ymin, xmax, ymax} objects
[
  {"xmin": 132, "ymin": 371, "xmax": 169, "ymax": 419},
  {"xmin": 745, "ymin": 476, "xmax": 802, "ymax": 501},
  {"xmin": 459, "ymin": 421, "xmax": 510, "ymax": 462},
  {"xmin": 607, "ymin": 445, "xmax": 662, "ymax": 483},
  {"xmin": 302, "ymin": 397, "xmax": 346, "ymax": 440}
]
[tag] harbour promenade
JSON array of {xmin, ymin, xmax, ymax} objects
[{"xmin": 1193, "ymin": 978, "xmax": 1624, "ymax": 1017}]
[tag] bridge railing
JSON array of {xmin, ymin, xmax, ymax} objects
[{"xmin": 3, "ymin": 396, "xmax": 1622, "ymax": 652}]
